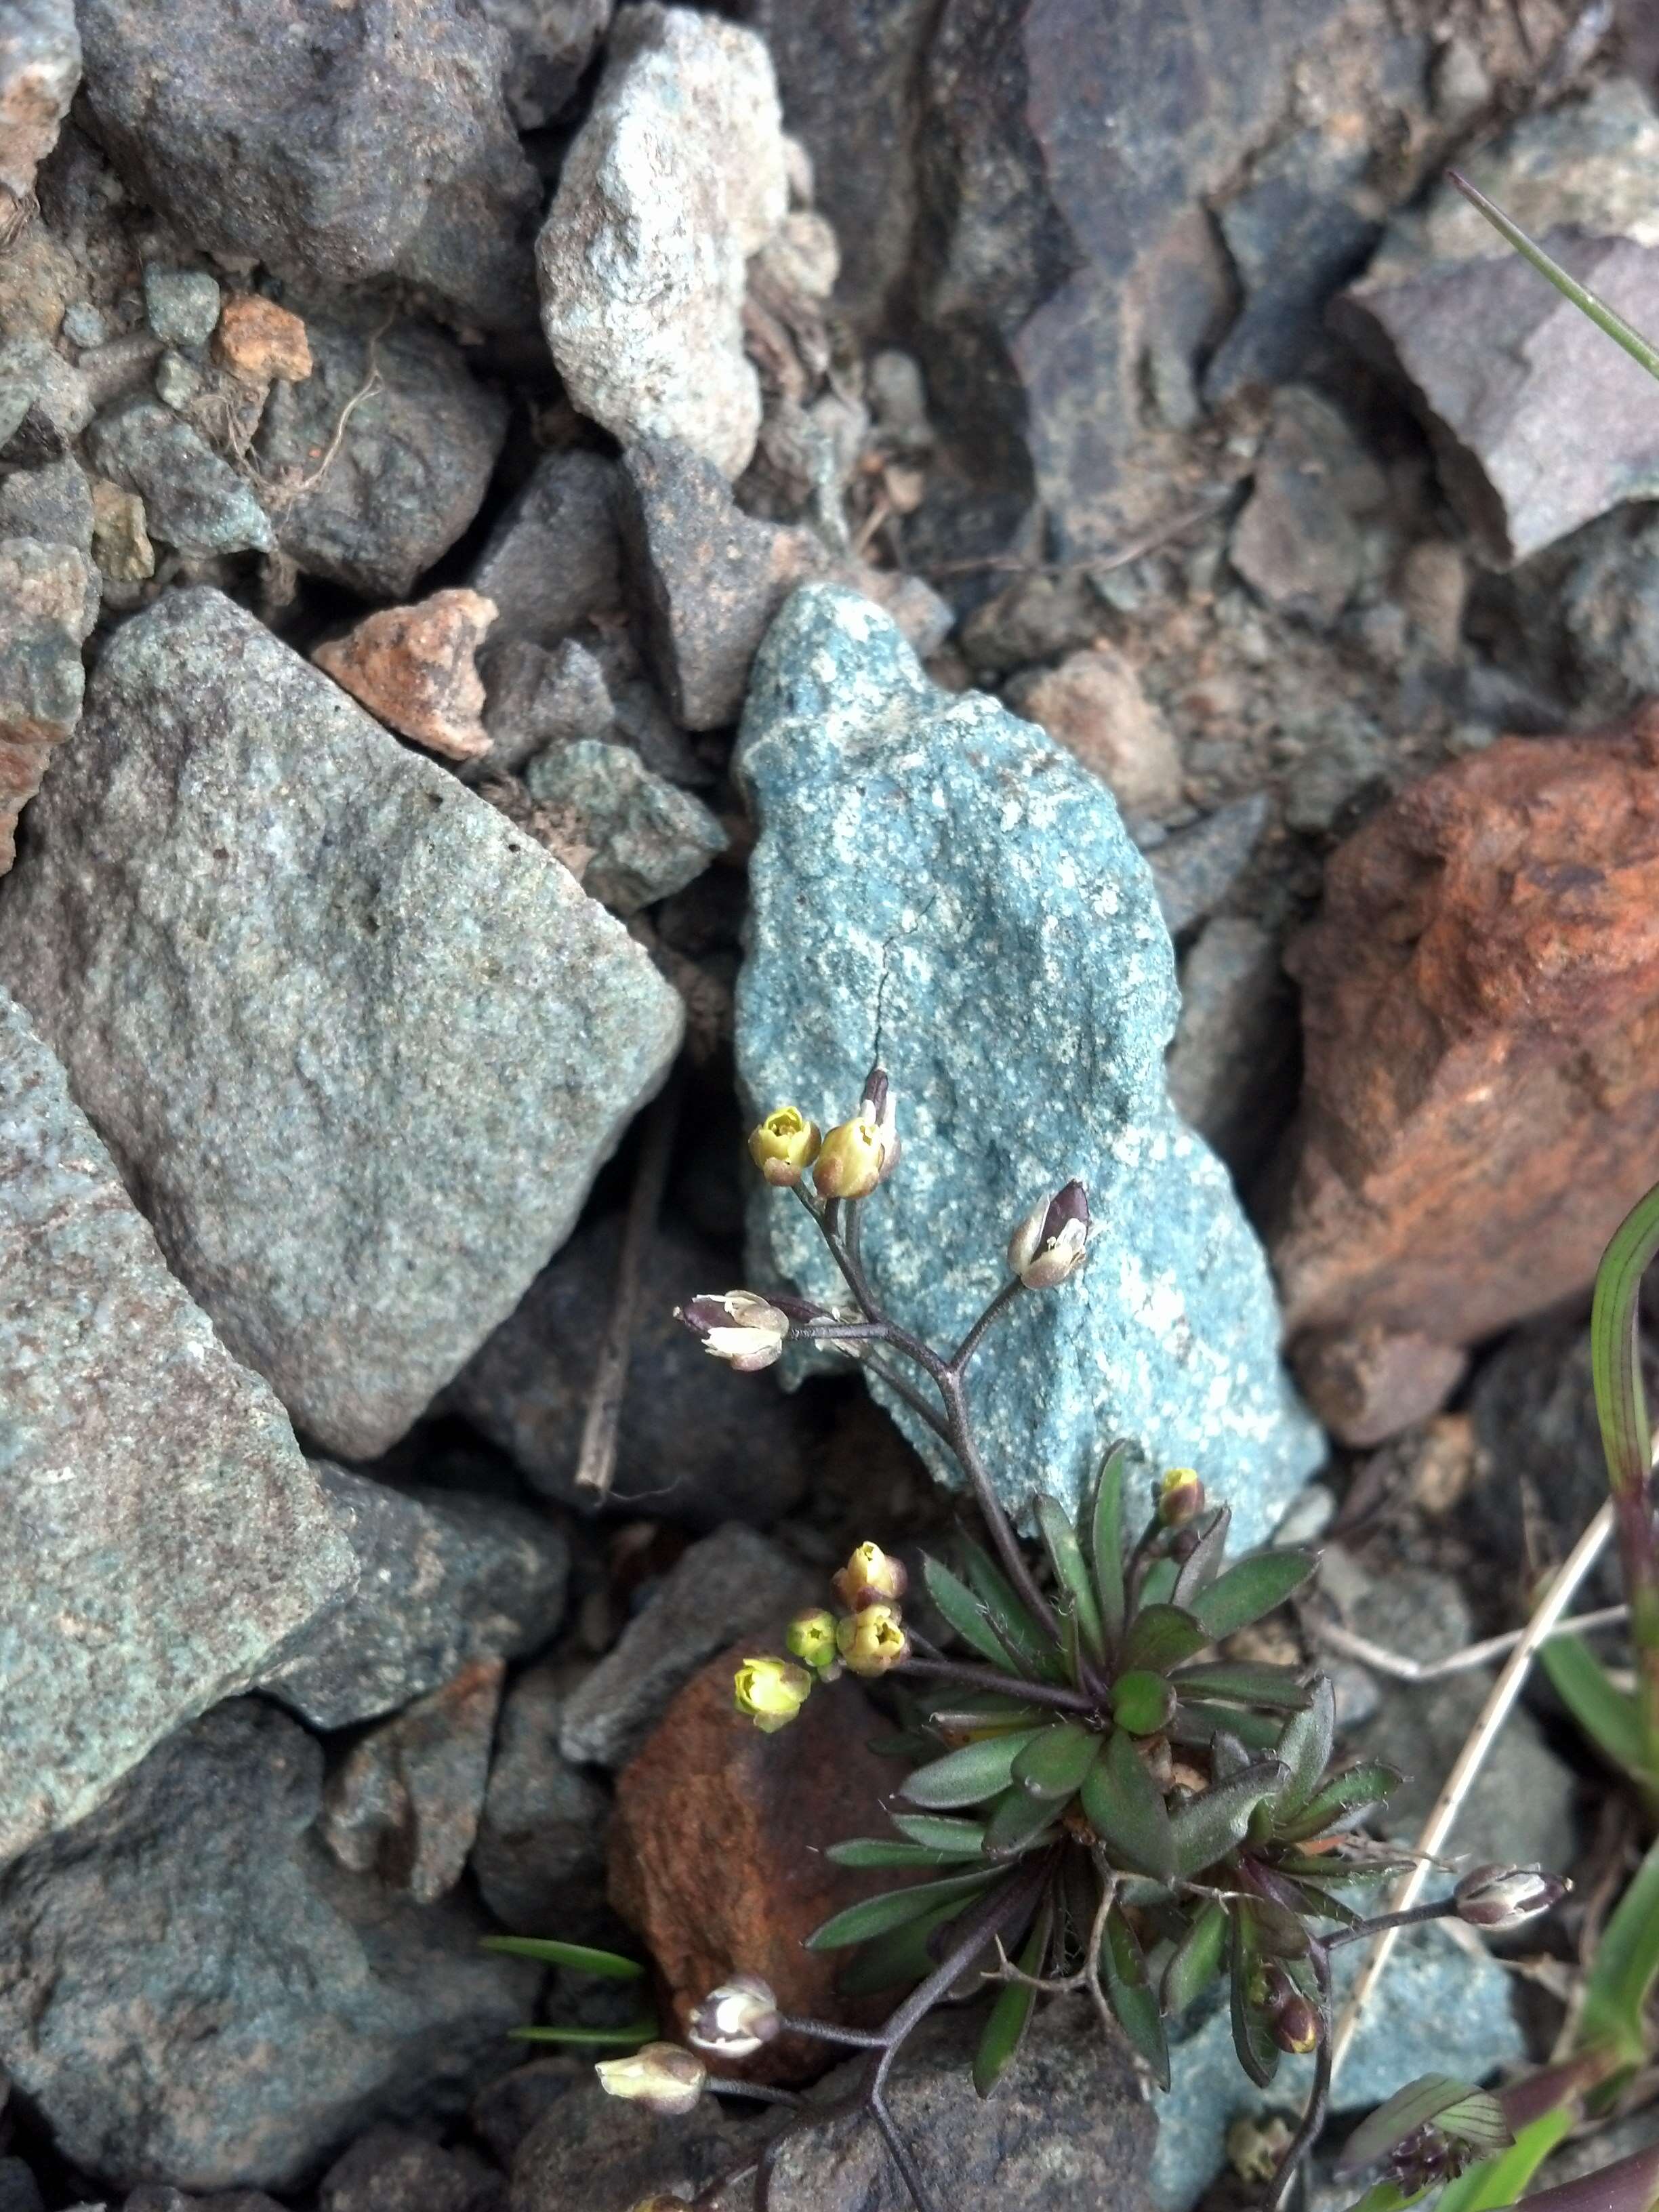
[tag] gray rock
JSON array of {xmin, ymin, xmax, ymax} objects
[
  {"xmin": 471, "ymin": 451, "xmax": 623, "ymax": 662},
  {"xmin": 483, "ymin": 637, "xmax": 618, "ymax": 775},
  {"xmin": 508, "ymin": 1997, "xmax": 1155, "ymax": 2212},
  {"xmin": 0, "ymin": 588, "xmax": 684, "ymax": 1460},
  {"xmin": 319, "ymin": 2126, "xmax": 500, "ymax": 2212},
  {"xmin": 0, "ymin": 2161, "xmax": 41, "ymax": 2212},
  {"xmin": 123, "ymin": 2192, "xmax": 285, "ymax": 2212},
  {"xmin": 60, "ymin": 300, "xmax": 105, "ymax": 349},
  {"xmin": 447, "ymin": 1212, "xmax": 812, "ymax": 1527},
  {"xmin": 482, "ymin": 0, "xmax": 613, "ymax": 130},
  {"xmin": 1230, "ymin": 388, "xmax": 1383, "ymax": 628},
  {"xmin": 141, "ymin": 266, "xmax": 220, "ymax": 350},
  {"xmin": 471, "ymin": 1661, "xmax": 611, "ymax": 1934},
  {"xmin": 0, "ymin": 450, "xmax": 91, "ymax": 550},
  {"xmin": 619, "ymin": 436, "xmax": 825, "ymax": 730},
  {"xmin": 472, "ymin": 2058, "xmax": 583, "ymax": 2168},
  {"xmin": 0, "ymin": 532, "xmax": 93, "ymax": 872},
  {"xmin": 558, "ymin": 1524, "xmax": 812, "ymax": 1769},
  {"xmin": 1152, "ymin": 1914, "xmax": 1525, "ymax": 2209},
  {"xmin": 260, "ymin": 1465, "xmax": 569, "ymax": 1729},
  {"xmin": 77, "ymin": 0, "xmax": 540, "ymax": 334},
  {"xmin": 1143, "ymin": 792, "xmax": 1269, "ymax": 939},
  {"xmin": 1562, "ymin": 510, "xmax": 1659, "ymax": 709},
  {"xmin": 153, "ymin": 348, "xmax": 203, "ymax": 413},
  {"xmin": 523, "ymin": 738, "xmax": 726, "ymax": 914},
  {"xmin": 84, "ymin": 399, "xmax": 274, "ymax": 558},
  {"xmin": 0, "ymin": 333, "xmax": 91, "ymax": 458},
  {"xmin": 0, "ymin": 1700, "xmax": 539, "ymax": 2193},
  {"xmin": 0, "ymin": 991, "xmax": 354, "ymax": 1868},
  {"xmin": 257, "ymin": 310, "xmax": 508, "ymax": 600},
  {"xmin": 322, "ymin": 1659, "xmax": 504, "ymax": 1904},
  {"xmin": 0, "ymin": 0, "xmax": 80, "ymax": 214},
  {"xmin": 1167, "ymin": 918, "xmax": 1296, "ymax": 1178},
  {"xmin": 737, "ymin": 587, "xmax": 1321, "ymax": 1546},
  {"xmin": 536, "ymin": 4, "xmax": 789, "ymax": 478}
]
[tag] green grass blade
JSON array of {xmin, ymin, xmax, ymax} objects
[
  {"xmin": 480, "ymin": 1937, "xmax": 646, "ymax": 1980},
  {"xmin": 1579, "ymin": 1832, "xmax": 1659, "ymax": 2070},
  {"xmin": 1539, "ymin": 1633, "xmax": 1647, "ymax": 1782},
  {"xmin": 1449, "ymin": 171, "xmax": 1659, "ymax": 384},
  {"xmin": 510, "ymin": 2018, "xmax": 657, "ymax": 2045},
  {"xmin": 1432, "ymin": 2106, "xmax": 1576, "ymax": 2212}
]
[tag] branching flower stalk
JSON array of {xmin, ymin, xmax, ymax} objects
[{"xmin": 640, "ymin": 1064, "xmax": 1568, "ymax": 2212}]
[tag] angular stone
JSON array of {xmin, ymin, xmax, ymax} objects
[
  {"xmin": 1006, "ymin": 643, "xmax": 1184, "ymax": 818},
  {"xmin": 558, "ymin": 1525, "xmax": 811, "ymax": 1770},
  {"xmin": 0, "ymin": 450, "xmax": 91, "ymax": 553},
  {"xmin": 257, "ymin": 310, "xmax": 507, "ymax": 600},
  {"xmin": 447, "ymin": 1212, "xmax": 812, "ymax": 1526},
  {"xmin": 0, "ymin": 588, "xmax": 683, "ymax": 1459},
  {"xmin": 0, "ymin": 993, "xmax": 355, "ymax": 1866},
  {"xmin": 523, "ymin": 739, "xmax": 726, "ymax": 914},
  {"xmin": 1166, "ymin": 917, "xmax": 1295, "ymax": 1176},
  {"xmin": 76, "ymin": 0, "xmax": 540, "ymax": 333},
  {"xmin": 0, "ymin": 0, "xmax": 79, "ymax": 216},
  {"xmin": 483, "ymin": 638, "xmax": 617, "ymax": 775},
  {"xmin": 319, "ymin": 2126, "xmax": 499, "ymax": 2212},
  {"xmin": 619, "ymin": 437, "xmax": 825, "ymax": 730},
  {"xmin": 259, "ymin": 1465, "xmax": 569, "ymax": 1730},
  {"xmin": 470, "ymin": 451, "xmax": 623, "ymax": 662},
  {"xmin": 1145, "ymin": 791, "xmax": 1269, "ymax": 939},
  {"xmin": 142, "ymin": 265, "xmax": 220, "ymax": 350},
  {"xmin": 89, "ymin": 476, "xmax": 154, "ymax": 581},
  {"xmin": 1230, "ymin": 388, "xmax": 1382, "ymax": 627},
  {"xmin": 1290, "ymin": 1326, "xmax": 1468, "ymax": 1451},
  {"xmin": 483, "ymin": 0, "xmax": 613, "ymax": 130},
  {"xmin": 1272, "ymin": 718, "xmax": 1659, "ymax": 1383},
  {"xmin": 84, "ymin": 398, "xmax": 274, "ymax": 558},
  {"xmin": 0, "ymin": 1700, "xmax": 539, "ymax": 2192},
  {"xmin": 536, "ymin": 4, "xmax": 789, "ymax": 478},
  {"xmin": 609, "ymin": 1647, "xmax": 909, "ymax": 2082},
  {"xmin": 472, "ymin": 1662, "xmax": 611, "ymax": 1936},
  {"xmin": 0, "ymin": 333, "xmax": 91, "ymax": 457},
  {"xmin": 322, "ymin": 1659, "xmax": 505, "ymax": 1905},
  {"xmin": 314, "ymin": 590, "xmax": 497, "ymax": 762},
  {"xmin": 739, "ymin": 587, "xmax": 1320, "ymax": 1545},
  {"xmin": 213, "ymin": 294, "xmax": 311, "ymax": 386},
  {"xmin": 0, "ymin": 533, "xmax": 91, "ymax": 873}
]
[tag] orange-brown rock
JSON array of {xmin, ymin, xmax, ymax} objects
[
  {"xmin": 1009, "ymin": 644, "xmax": 1185, "ymax": 819},
  {"xmin": 313, "ymin": 588, "xmax": 497, "ymax": 760},
  {"xmin": 214, "ymin": 293, "xmax": 312, "ymax": 384},
  {"xmin": 1273, "ymin": 715, "xmax": 1659, "ymax": 1430},
  {"xmin": 609, "ymin": 1646, "xmax": 907, "ymax": 2085}
]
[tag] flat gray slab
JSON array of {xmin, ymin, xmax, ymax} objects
[
  {"xmin": 0, "ymin": 989, "xmax": 354, "ymax": 1868},
  {"xmin": 0, "ymin": 588, "xmax": 683, "ymax": 1458}
]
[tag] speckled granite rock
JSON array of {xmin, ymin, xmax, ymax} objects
[
  {"xmin": 736, "ymin": 586, "xmax": 1321, "ymax": 1546},
  {"xmin": 0, "ymin": 1700, "xmax": 538, "ymax": 2192},
  {"xmin": 0, "ymin": 991, "xmax": 354, "ymax": 1868},
  {"xmin": 523, "ymin": 737, "xmax": 726, "ymax": 914},
  {"xmin": 0, "ymin": 0, "xmax": 80, "ymax": 218},
  {"xmin": 84, "ymin": 398, "xmax": 274, "ymax": 558},
  {"xmin": 0, "ymin": 588, "xmax": 683, "ymax": 1460}
]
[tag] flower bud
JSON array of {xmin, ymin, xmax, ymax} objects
[
  {"xmin": 595, "ymin": 2043, "xmax": 706, "ymax": 2117},
  {"xmin": 836, "ymin": 1600, "xmax": 908, "ymax": 1677},
  {"xmin": 1269, "ymin": 1992, "xmax": 1322, "ymax": 2054},
  {"xmin": 832, "ymin": 1540, "xmax": 909, "ymax": 1610},
  {"xmin": 733, "ymin": 1655, "xmax": 813, "ymax": 1732},
  {"xmin": 812, "ymin": 1117, "xmax": 887, "ymax": 1201},
  {"xmin": 676, "ymin": 1290, "xmax": 791, "ymax": 1373},
  {"xmin": 858, "ymin": 1065, "xmax": 901, "ymax": 1182},
  {"xmin": 786, "ymin": 1607, "xmax": 840, "ymax": 1675},
  {"xmin": 1006, "ymin": 1179, "xmax": 1090, "ymax": 1289},
  {"xmin": 687, "ymin": 1972, "xmax": 782, "ymax": 2057},
  {"xmin": 1454, "ymin": 1864, "xmax": 1568, "ymax": 1930},
  {"xmin": 747, "ymin": 1106, "xmax": 822, "ymax": 1187},
  {"xmin": 1157, "ymin": 1467, "xmax": 1206, "ymax": 1528}
]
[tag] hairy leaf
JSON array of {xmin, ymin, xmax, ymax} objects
[
  {"xmin": 1037, "ymin": 1495, "xmax": 1106, "ymax": 1662},
  {"xmin": 1101, "ymin": 1898, "xmax": 1170, "ymax": 2089},
  {"xmin": 1170, "ymin": 1702, "xmax": 1285, "ymax": 1753},
  {"xmin": 974, "ymin": 1899, "xmax": 1053, "ymax": 2097},
  {"xmin": 1121, "ymin": 1603, "xmax": 1209, "ymax": 1673},
  {"xmin": 1274, "ymin": 1675, "xmax": 1336, "ymax": 1819},
  {"xmin": 901, "ymin": 1729, "xmax": 1046, "ymax": 1809},
  {"xmin": 1193, "ymin": 1549, "xmax": 1317, "ymax": 1640},
  {"xmin": 806, "ymin": 1867, "xmax": 1002, "ymax": 1950},
  {"xmin": 1171, "ymin": 1661, "xmax": 1313, "ymax": 1711},
  {"xmin": 983, "ymin": 1781, "xmax": 1064, "ymax": 1857},
  {"xmin": 1013, "ymin": 1721, "xmax": 1103, "ymax": 1801},
  {"xmin": 1229, "ymin": 1901, "xmax": 1279, "ymax": 2089},
  {"xmin": 1169, "ymin": 1760, "xmax": 1288, "ymax": 1877},
  {"xmin": 826, "ymin": 1838, "xmax": 983, "ymax": 1868},
  {"xmin": 1273, "ymin": 1760, "xmax": 1403, "ymax": 1844},
  {"xmin": 836, "ymin": 1896, "xmax": 979, "ymax": 1998},
  {"xmin": 959, "ymin": 1537, "xmax": 1062, "ymax": 1679},
  {"xmin": 1139, "ymin": 1558, "xmax": 1181, "ymax": 1607},
  {"xmin": 1162, "ymin": 1898, "xmax": 1229, "ymax": 2014},
  {"xmin": 1092, "ymin": 1442, "xmax": 1129, "ymax": 1642},
  {"xmin": 1080, "ymin": 1726, "xmax": 1177, "ymax": 1882},
  {"xmin": 889, "ymin": 1812, "xmax": 988, "ymax": 1854},
  {"xmin": 1172, "ymin": 1506, "xmax": 1233, "ymax": 1607},
  {"xmin": 923, "ymin": 1554, "xmax": 1025, "ymax": 1673}
]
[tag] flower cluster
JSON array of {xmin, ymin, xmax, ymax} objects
[{"xmin": 733, "ymin": 1544, "xmax": 912, "ymax": 1732}]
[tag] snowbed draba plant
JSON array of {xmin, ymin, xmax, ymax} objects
[{"xmin": 583, "ymin": 1064, "xmax": 1565, "ymax": 2212}]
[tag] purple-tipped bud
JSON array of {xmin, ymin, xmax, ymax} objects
[
  {"xmin": 1454, "ymin": 1864, "xmax": 1568, "ymax": 1930},
  {"xmin": 858, "ymin": 1065, "xmax": 901, "ymax": 1180},
  {"xmin": 676, "ymin": 1290, "xmax": 791, "ymax": 1372},
  {"xmin": 1006, "ymin": 1179, "xmax": 1090, "ymax": 1289},
  {"xmin": 687, "ymin": 1972, "xmax": 782, "ymax": 2058},
  {"xmin": 1157, "ymin": 1467, "xmax": 1206, "ymax": 1528},
  {"xmin": 1270, "ymin": 1992, "xmax": 1322, "ymax": 2054}
]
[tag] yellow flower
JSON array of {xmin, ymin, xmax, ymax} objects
[
  {"xmin": 786, "ymin": 1607, "xmax": 840, "ymax": 1673},
  {"xmin": 832, "ymin": 1540, "xmax": 908, "ymax": 1610},
  {"xmin": 747, "ymin": 1106, "xmax": 822, "ymax": 1187},
  {"xmin": 733, "ymin": 1654, "xmax": 813, "ymax": 1732},
  {"xmin": 1157, "ymin": 1467, "xmax": 1205, "ymax": 1528},
  {"xmin": 836, "ymin": 1601, "xmax": 908, "ymax": 1677},
  {"xmin": 811, "ymin": 1115, "xmax": 887, "ymax": 1201}
]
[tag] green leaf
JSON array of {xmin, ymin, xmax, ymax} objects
[
  {"xmin": 1139, "ymin": 1558, "xmax": 1180, "ymax": 1607},
  {"xmin": 1112, "ymin": 1668, "xmax": 1177, "ymax": 1736},
  {"xmin": 1193, "ymin": 1549, "xmax": 1317, "ymax": 1640},
  {"xmin": 1012, "ymin": 1721, "xmax": 1102, "ymax": 1801},
  {"xmin": 888, "ymin": 1813, "xmax": 988, "ymax": 1854},
  {"xmin": 1272, "ymin": 1760, "xmax": 1403, "ymax": 1844},
  {"xmin": 1343, "ymin": 2182, "xmax": 1433, "ymax": 2212},
  {"xmin": 837, "ymin": 1896, "xmax": 978, "ymax": 1998},
  {"xmin": 806, "ymin": 1867, "xmax": 1002, "ymax": 1950},
  {"xmin": 1162, "ymin": 1898, "xmax": 1229, "ymax": 2014},
  {"xmin": 974, "ymin": 1899, "xmax": 1052, "ymax": 2097},
  {"xmin": 1229, "ymin": 1902, "xmax": 1279, "ymax": 2089},
  {"xmin": 1169, "ymin": 1703, "xmax": 1285, "ymax": 1753},
  {"xmin": 1336, "ymin": 2076, "xmax": 1512, "ymax": 2177},
  {"xmin": 1080, "ymin": 1726, "xmax": 1176, "ymax": 1882},
  {"xmin": 921, "ymin": 1692, "xmax": 1045, "ymax": 1733},
  {"xmin": 1037, "ymin": 1496, "xmax": 1106, "ymax": 1662},
  {"xmin": 1091, "ymin": 1442, "xmax": 1129, "ymax": 1642},
  {"xmin": 480, "ymin": 1937, "xmax": 646, "ymax": 1980},
  {"xmin": 1169, "ymin": 1761, "xmax": 1289, "ymax": 1877},
  {"xmin": 901, "ymin": 1729, "xmax": 1046, "ymax": 1809},
  {"xmin": 922, "ymin": 1555, "xmax": 1026, "ymax": 1675},
  {"xmin": 1100, "ymin": 1898, "xmax": 1170, "ymax": 2089},
  {"xmin": 826, "ymin": 1839, "xmax": 983, "ymax": 1869},
  {"xmin": 1274, "ymin": 1675, "xmax": 1336, "ymax": 1820},
  {"xmin": 1210, "ymin": 1728, "xmax": 1252, "ymax": 1782},
  {"xmin": 982, "ymin": 1781, "xmax": 1064, "ymax": 1856},
  {"xmin": 1121, "ymin": 1603, "xmax": 1209, "ymax": 1673},
  {"xmin": 1171, "ymin": 1662, "xmax": 1312, "ymax": 1711},
  {"xmin": 1540, "ymin": 1632, "xmax": 1649, "ymax": 1784},
  {"xmin": 959, "ymin": 1538, "xmax": 1061, "ymax": 1679},
  {"xmin": 509, "ymin": 2018, "xmax": 659, "ymax": 2046},
  {"xmin": 1432, "ymin": 2106, "xmax": 1577, "ymax": 2212},
  {"xmin": 1172, "ymin": 1506, "xmax": 1232, "ymax": 1607},
  {"xmin": 1580, "ymin": 1830, "xmax": 1659, "ymax": 2070}
]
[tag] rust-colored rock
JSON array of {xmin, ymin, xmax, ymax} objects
[
  {"xmin": 609, "ymin": 1646, "xmax": 905, "ymax": 2085},
  {"xmin": 313, "ymin": 588, "xmax": 497, "ymax": 760},
  {"xmin": 1273, "ymin": 716, "xmax": 1659, "ymax": 1404},
  {"xmin": 215, "ymin": 293, "xmax": 312, "ymax": 384}
]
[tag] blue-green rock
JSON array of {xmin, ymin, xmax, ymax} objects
[{"xmin": 735, "ymin": 586, "xmax": 1321, "ymax": 1547}]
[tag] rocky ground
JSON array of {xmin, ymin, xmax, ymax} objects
[{"xmin": 3, "ymin": 0, "xmax": 1659, "ymax": 2205}]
